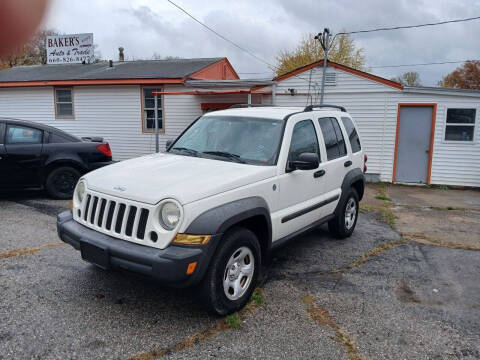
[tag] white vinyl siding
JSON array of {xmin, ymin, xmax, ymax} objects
[
  {"xmin": 0, "ymin": 85, "xmax": 256, "ymax": 162},
  {"xmin": 270, "ymin": 65, "xmax": 480, "ymax": 187}
]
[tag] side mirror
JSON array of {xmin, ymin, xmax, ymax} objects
[
  {"xmin": 165, "ymin": 140, "xmax": 173, "ymax": 150},
  {"xmin": 288, "ymin": 152, "xmax": 319, "ymax": 171}
]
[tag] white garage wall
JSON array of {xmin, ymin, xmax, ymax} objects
[
  {"xmin": 0, "ymin": 85, "xmax": 254, "ymax": 161},
  {"xmin": 268, "ymin": 65, "xmax": 480, "ymax": 187}
]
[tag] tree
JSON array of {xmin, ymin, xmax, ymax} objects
[
  {"xmin": 0, "ymin": 29, "xmax": 102, "ymax": 68},
  {"xmin": 275, "ymin": 33, "xmax": 366, "ymax": 76},
  {"xmin": 0, "ymin": 29, "xmax": 57, "ymax": 68},
  {"xmin": 390, "ymin": 72, "xmax": 422, "ymax": 86},
  {"xmin": 438, "ymin": 61, "xmax": 480, "ymax": 90}
]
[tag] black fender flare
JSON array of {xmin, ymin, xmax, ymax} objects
[
  {"xmin": 183, "ymin": 197, "xmax": 272, "ymax": 284},
  {"xmin": 334, "ymin": 168, "xmax": 365, "ymax": 216},
  {"xmin": 186, "ymin": 196, "xmax": 272, "ymax": 240}
]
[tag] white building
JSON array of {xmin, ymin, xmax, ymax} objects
[
  {"xmin": 260, "ymin": 60, "xmax": 480, "ymax": 187},
  {"xmin": 0, "ymin": 58, "xmax": 478, "ymax": 187}
]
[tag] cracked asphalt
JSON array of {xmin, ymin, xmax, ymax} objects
[{"xmin": 1, "ymin": 190, "xmax": 479, "ymax": 359}]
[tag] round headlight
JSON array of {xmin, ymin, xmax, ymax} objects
[
  {"xmin": 159, "ymin": 201, "xmax": 181, "ymax": 230},
  {"xmin": 76, "ymin": 181, "xmax": 86, "ymax": 203}
]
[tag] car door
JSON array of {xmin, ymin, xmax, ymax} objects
[
  {"xmin": 4, "ymin": 124, "xmax": 44, "ymax": 188},
  {"xmin": 273, "ymin": 117, "xmax": 329, "ymax": 241},
  {"xmin": 317, "ymin": 116, "xmax": 351, "ymax": 213}
]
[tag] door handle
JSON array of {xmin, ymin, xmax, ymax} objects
[
  {"xmin": 314, "ymin": 169, "xmax": 325, "ymax": 178},
  {"xmin": 344, "ymin": 160, "xmax": 352, "ymax": 167}
]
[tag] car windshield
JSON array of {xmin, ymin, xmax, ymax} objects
[{"xmin": 169, "ymin": 115, "xmax": 284, "ymax": 165}]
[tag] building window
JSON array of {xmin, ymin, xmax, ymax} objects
[
  {"xmin": 445, "ymin": 108, "xmax": 476, "ymax": 142},
  {"xmin": 55, "ymin": 88, "xmax": 74, "ymax": 118},
  {"xmin": 142, "ymin": 88, "xmax": 163, "ymax": 132}
]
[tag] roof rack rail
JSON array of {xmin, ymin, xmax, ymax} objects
[
  {"xmin": 304, "ymin": 104, "xmax": 347, "ymax": 112},
  {"xmin": 229, "ymin": 104, "xmax": 275, "ymax": 109}
]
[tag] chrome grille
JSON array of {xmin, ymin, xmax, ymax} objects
[{"xmin": 79, "ymin": 193, "xmax": 150, "ymax": 241}]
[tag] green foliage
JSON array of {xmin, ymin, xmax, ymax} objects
[
  {"xmin": 224, "ymin": 313, "xmax": 242, "ymax": 329},
  {"xmin": 275, "ymin": 33, "xmax": 366, "ymax": 76}
]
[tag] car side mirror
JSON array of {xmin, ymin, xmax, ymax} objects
[
  {"xmin": 165, "ymin": 140, "xmax": 173, "ymax": 150},
  {"xmin": 288, "ymin": 152, "xmax": 319, "ymax": 171}
]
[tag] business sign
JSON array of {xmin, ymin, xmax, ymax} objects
[{"xmin": 46, "ymin": 33, "xmax": 94, "ymax": 64}]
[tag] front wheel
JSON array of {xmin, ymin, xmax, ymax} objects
[
  {"xmin": 200, "ymin": 227, "xmax": 261, "ymax": 316},
  {"xmin": 328, "ymin": 188, "xmax": 359, "ymax": 239}
]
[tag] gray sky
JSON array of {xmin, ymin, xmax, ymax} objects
[{"xmin": 44, "ymin": 0, "xmax": 480, "ymax": 86}]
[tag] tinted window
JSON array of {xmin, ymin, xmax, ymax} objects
[
  {"xmin": 318, "ymin": 117, "xmax": 346, "ymax": 160},
  {"xmin": 341, "ymin": 117, "xmax": 361, "ymax": 152},
  {"xmin": 0, "ymin": 123, "xmax": 5, "ymax": 144},
  {"xmin": 288, "ymin": 120, "xmax": 320, "ymax": 162},
  {"xmin": 6, "ymin": 125, "xmax": 42, "ymax": 144},
  {"xmin": 49, "ymin": 132, "xmax": 72, "ymax": 143}
]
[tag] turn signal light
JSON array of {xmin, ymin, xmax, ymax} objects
[
  {"xmin": 186, "ymin": 261, "xmax": 197, "ymax": 275},
  {"xmin": 173, "ymin": 234, "xmax": 211, "ymax": 245},
  {"xmin": 363, "ymin": 154, "xmax": 368, "ymax": 173}
]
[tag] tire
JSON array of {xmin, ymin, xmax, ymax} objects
[
  {"xmin": 200, "ymin": 227, "xmax": 261, "ymax": 316},
  {"xmin": 328, "ymin": 188, "xmax": 359, "ymax": 239},
  {"xmin": 45, "ymin": 166, "xmax": 81, "ymax": 199}
]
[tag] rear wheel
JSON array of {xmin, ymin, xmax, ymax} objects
[
  {"xmin": 201, "ymin": 227, "xmax": 260, "ymax": 316},
  {"xmin": 45, "ymin": 166, "xmax": 80, "ymax": 199},
  {"xmin": 328, "ymin": 188, "xmax": 359, "ymax": 239}
]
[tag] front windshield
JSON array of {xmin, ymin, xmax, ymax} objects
[{"xmin": 169, "ymin": 115, "xmax": 284, "ymax": 165}]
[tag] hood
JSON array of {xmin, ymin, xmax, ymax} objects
[{"xmin": 83, "ymin": 153, "xmax": 276, "ymax": 205}]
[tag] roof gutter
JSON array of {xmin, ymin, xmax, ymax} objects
[{"xmin": 0, "ymin": 78, "xmax": 185, "ymax": 88}]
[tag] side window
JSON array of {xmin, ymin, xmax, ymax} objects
[
  {"xmin": 49, "ymin": 132, "xmax": 71, "ymax": 143},
  {"xmin": 6, "ymin": 125, "xmax": 43, "ymax": 144},
  {"xmin": 0, "ymin": 123, "xmax": 5, "ymax": 144},
  {"xmin": 318, "ymin": 117, "xmax": 347, "ymax": 160},
  {"xmin": 288, "ymin": 120, "xmax": 320, "ymax": 162},
  {"xmin": 341, "ymin": 117, "xmax": 361, "ymax": 153}
]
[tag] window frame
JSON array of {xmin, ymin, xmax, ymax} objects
[
  {"xmin": 341, "ymin": 116, "xmax": 362, "ymax": 153},
  {"xmin": 141, "ymin": 86, "xmax": 165, "ymax": 134},
  {"xmin": 286, "ymin": 119, "xmax": 321, "ymax": 170},
  {"xmin": 318, "ymin": 116, "xmax": 348, "ymax": 161},
  {"xmin": 443, "ymin": 107, "xmax": 477, "ymax": 144},
  {"xmin": 5, "ymin": 124, "xmax": 43, "ymax": 145},
  {"xmin": 54, "ymin": 87, "xmax": 74, "ymax": 119}
]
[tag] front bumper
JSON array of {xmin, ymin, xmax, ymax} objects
[{"xmin": 57, "ymin": 211, "xmax": 219, "ymax": 287}]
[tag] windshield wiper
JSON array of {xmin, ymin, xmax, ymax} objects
[
  {"xmin": 202, "ymin": 151, "xmax": 246, "ymax": 163},
  {"xmin": 171, "ymin": 147, "xmax": 199, "ymax": 156}
]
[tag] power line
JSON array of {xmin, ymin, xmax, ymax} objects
[
  {"xmin": 338, "ymin": 16, "xmax": 480, "ymax": 35},
  {"xmin": 165, "ymin": 0, "xmax": 315, "ymax": 85},
  {"xmin": 165, "ymin": 0, "xmax": 276, "ymax": 71},
  {"xmin": 370, "ymin": 59, "xmax": 480, "ymax": 68}
]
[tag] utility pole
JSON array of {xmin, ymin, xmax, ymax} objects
[{"xmin": 315, "ymin": 28, "xmax": 331, "ymax": 105}]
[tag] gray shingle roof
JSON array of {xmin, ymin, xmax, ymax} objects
[{"xmin": 0, "ymin": 58, "xmax": 223, "ymax": 82}]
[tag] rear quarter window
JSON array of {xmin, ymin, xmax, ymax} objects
[
  {"xmin": 49, "ymin": 132, "xmax": 73, "ymax": 143},
  {"xmin": 341, "ymin": 117, "xmax": 362, "ymax": 153}
]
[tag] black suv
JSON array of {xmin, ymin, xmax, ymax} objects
[{"xmin": 0, "ymin": 118, "xmax": 114, "ymax": 199}]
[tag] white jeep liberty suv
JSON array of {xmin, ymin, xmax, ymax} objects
[{"xmin": 57, "ymin": 104, "xmax": 366, "ymax": 315}]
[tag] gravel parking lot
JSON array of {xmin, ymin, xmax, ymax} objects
[{"xmin": 1, "ymin": 187, "xmax": 479, "ymax": 360}]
